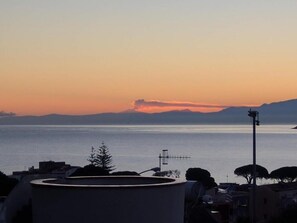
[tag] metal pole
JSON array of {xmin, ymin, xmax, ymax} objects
[
  {"xmin": 248, "ymin": 110, "xmax": 259, "ymax": 223},
  {"xmin": 252, "ymin": 114, "xmax": 256, "ymax": 223}
]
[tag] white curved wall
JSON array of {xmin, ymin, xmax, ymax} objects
[{"xmin": 31, "ymin": 176, "xmax": 185, "ymax": 223}]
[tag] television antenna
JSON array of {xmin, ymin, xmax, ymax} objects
[{"xmin": 158, "ymin": 149, "xmax": 190, "ymax": 171}]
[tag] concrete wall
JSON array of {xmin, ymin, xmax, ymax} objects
[{"xmin": 31, "ymin": 176, "xmax": 185, "ymax": 223}]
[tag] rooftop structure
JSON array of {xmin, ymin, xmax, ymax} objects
[{"xmin": 31, "ymin": 176, "xmax": 186, "ymax": 223}]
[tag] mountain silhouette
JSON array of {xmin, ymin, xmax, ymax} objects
[{"xmin": 0, "ymin": 99, "xmax": 296, "ymax": 125}]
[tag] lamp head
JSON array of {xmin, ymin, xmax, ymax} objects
[{"xmin": 248, "ymin": 109, "xmax": 260, "ymax": 126}]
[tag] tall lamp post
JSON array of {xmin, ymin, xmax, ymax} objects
[{"xmin": 248, "ymin": 110, "xmax": 260, "ymax": 223}]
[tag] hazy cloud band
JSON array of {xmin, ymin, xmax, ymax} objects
[
  {"xmin": 0, "ymin": 111, "xmax": 16, "ymax": 117},
  {"xmin": 133, "ymin": 99, "xmax": 229, "ymax": 110}
]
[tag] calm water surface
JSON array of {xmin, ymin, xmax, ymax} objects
[{"xmin": 0, "ymin": 125, "xmax": 296, "ymax": 183}]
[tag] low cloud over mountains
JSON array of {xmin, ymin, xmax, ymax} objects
[
  {"xmin": 0, "ymin": 98, "xmax": 297, "ymax": 125},
  {"xmin": 0, "ymin": 111, "xmax": 16, "ymax": 117},
  {"xmin": 133, "ymin": 99, "xmax": 231, "ymax": 113}
]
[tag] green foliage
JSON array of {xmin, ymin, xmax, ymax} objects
[
  {"xmin": 0, "ymin": 171, "xmax": 18, "ymax": 196},
  {"xmin": 270, "ymin": 166, "xmax": 297, "ymax": 183},
  {"xmin": 234, "ymin": 164, "xmax": 269, "ymax": 184},
  {"xmin": 87, "ymin": 142, "xmax": 115, "ymax": 172}
]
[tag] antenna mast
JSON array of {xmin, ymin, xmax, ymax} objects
[{"xmin": 158, "ymin": 149, "xmax": 190, "ymax": 171}]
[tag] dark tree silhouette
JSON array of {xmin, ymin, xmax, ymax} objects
[
  {"xmin": 87, "ymin": 147, "xmax": 97, "ymax": 166},
  {"xmin": 96, "ymin": 142, "xmax": 115, "ymax": 172},
  {"xmin": 202, "ymin": 177, "xmax": 217, "ymax": 189},
  {"xmin": 0, "ymin": 171, "xmax": 18, "ymax": 196},
  {"xmin": 270, "ymin": 166, "xmax": 297, "ymax": 183},
  {"xmin": 70, "ymin": 165, "xmax": 109, "ymax": 177},
  {"xmin": 234, "ymin": 164, "xmax": 269, "ymax": 184},
  {"xmin": 186, "ymin": 168, "xmax": 211, "ymax": 181},
  {"xmin": 87, "ymin": 142, "xmax": 115, "ymax": 173},
  {"xmin": 186, "ymin": 168, "xmax": 217, "ymax": 189},
  {"xmin": 111, "ymin": 171, "xmax": 139, "ymax": 176}
]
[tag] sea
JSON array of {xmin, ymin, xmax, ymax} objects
[{"xmin": 0, "ymin": 125, "xmax": 296, "ymax": 184}]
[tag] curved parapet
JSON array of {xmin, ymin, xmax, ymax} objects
[{"xmin": 31, "ymin": 176, "xmax": 185, "ymax": 223}]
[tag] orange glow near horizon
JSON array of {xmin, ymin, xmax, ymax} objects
[
  {"xmin": 1, "ymin": 1, "xmax": 297, "ymax": 115},
  {"xmin": 132, "ymin": 100, "xmax": 261, "ymax": 114},
  {"xmin": 135, "ymin": 106, "xmax": 224, "ymax": 114}
]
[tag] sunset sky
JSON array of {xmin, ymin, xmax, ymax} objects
[{"xmin": 1, "ymin": 1, "xmax": 297, "ymax": 115}]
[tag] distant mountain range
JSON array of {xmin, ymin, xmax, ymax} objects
[{"xmin": 1, "ymin": 99, "xmax": 297, "ymax": 125}]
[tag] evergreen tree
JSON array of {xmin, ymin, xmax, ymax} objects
[
  {"xmin": 96, "ymin": 142, "xmax": 115, "ymax": 172},
  {"xmin": 87, "ymin": 146, "xmax": 97, "ymax": 166},
  {"xmin": 87, "ymin": 142, "xmax": 115, "ymax": 173}
]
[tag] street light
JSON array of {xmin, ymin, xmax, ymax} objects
[
  {"xmin": 248, "ymin": 109, "xmax": 260, "ymax": 223},
  {"xmin": 138, "ymin": 167, "xmax": 160, "ymax": 175}
]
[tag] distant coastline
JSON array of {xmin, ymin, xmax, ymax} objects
[{"xmin": 1, "ymin": 98, "xmax": 297, "ymax": 125}]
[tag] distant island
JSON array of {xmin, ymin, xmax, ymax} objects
[{"xmin": 0, "ymin": 98, "xmax": 297, "ymax": 125}]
